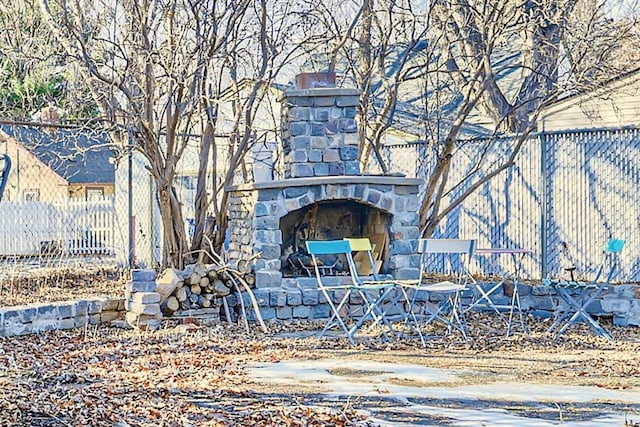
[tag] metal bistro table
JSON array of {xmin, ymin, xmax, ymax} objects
[{"xmin": 466, "ymin": 248, "xmax": 532, "ymax": 336}]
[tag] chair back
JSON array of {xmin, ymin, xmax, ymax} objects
[
  {"xmin": 606, "ymin": 239, "xmax": 625, "ymax": 253},
  {"xmin": 595, "ymin": 238, "xmax": 626, "ymax": 284},
  {"xmin": 305, "ymin": 240, "xmax": 361, "ymax": 285},
  {"xmin": 344, "ymin": 237, "xmax": 373, "ymax": 252},
  {"xmin": 416, "ymin": 239, "xmax": 476, "ymax": 284},
  {"xmin": 417, "ymin": 239, "xmax": 476, "ymax": 256},
  {"xmin": 306, "ymin": 239, "xmax": 351, "ymax": 256},
  {"xmin": 344, "ymin": 237, "xmax": 381, "ymax": 280}
]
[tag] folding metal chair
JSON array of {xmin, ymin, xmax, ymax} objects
[
  {"xmin": 344, "ymin": 237, "xmax": 409, "ymax": 333},
  {"xmin": 402, "ymin": 238, "xmax": 477, "ymax": 344},
  {"xmin": 306, "ymin": 240, "xmax": 398, "ymax": 343},
  {"xmin": 544, "ymin": 238, "xmax": 625, "ymax": 341}
]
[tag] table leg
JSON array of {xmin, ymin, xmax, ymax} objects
[{"xmin": 506, "ymin": 278, "xmax": 528, "ymax": 337}]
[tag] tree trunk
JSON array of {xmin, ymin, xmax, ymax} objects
[{"xmin": 157, "ymin": 179, "xmax": 188, "ymax": 268}]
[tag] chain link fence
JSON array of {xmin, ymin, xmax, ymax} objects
[
  {"xmin": 379, "ymin": 128, "xmax": 640, "ymax": 282},
  {"xmin": 1, "ymin": 125, "xmax": 638, "ymax": 283}
]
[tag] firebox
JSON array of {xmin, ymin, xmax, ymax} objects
[{"xmin": 280, "ymin": 200, "xmax": 391, "ymax": 276}]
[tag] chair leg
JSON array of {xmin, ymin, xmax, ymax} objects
[
  {"xmin": 348, "ymin": 287, "xmax": 396, "ymax": 342},
  {"xmin": 506, "ymin": 281, "xmax": 528, "ymax": 337},
  {"xmin": 556, "ymin": 287, "xmax": 612, "ymax": 341},
  {"xmin": 549, "ymin": 286, "xmax": 613, "ymax": 341},
  {"xmin": 421, "ymin": 291, "xmax": 467, "ymax": 340},
  {"xmin": 448, "ymin": 292, "xmax": 467, "ymax": 340},
  {"xmin": 319, "ymin": 288, "xmax": 354, "ymax": 343},
  {"xmin": 399, "ymin": 288, "xmax": 427, "ymax": 347}
]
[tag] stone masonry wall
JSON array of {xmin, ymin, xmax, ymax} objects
[
  {"xmin": 226, "ymin": 177, "xmax": 422, "ymax": 289},
  {"xmin": 281, "ymin": 88, "xmax": 361, "ymax": 178},
  {"xmin": 225, "ymin": 279, "xmax": 640, "ymax": 327},
  {"xmin": 227, "ymin": 190, "xmax": 260, "ymax": 267},
  {"xmin": 0, "ymin": 296, "xmax": 125, "ymax": 337}
]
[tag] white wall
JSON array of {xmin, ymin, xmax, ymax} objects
[{"xmin": 539, "ymin": 73, "xmax": 640, "ymax": 131}]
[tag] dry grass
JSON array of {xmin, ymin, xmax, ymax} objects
[
  {"xmin": 0, "ymin": 259, "xmax": 124, "ymax": 307},
  {"xmin": 0, "ymin": 310, "xmax": 639, "ymax": 425}
]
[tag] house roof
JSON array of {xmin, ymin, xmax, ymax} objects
[{"xmin": 0, "ymin": 124, "xmax": 115, "ymax": 184}]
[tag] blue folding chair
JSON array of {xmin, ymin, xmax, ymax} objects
[
  {"xmin": 306, "ymin": 240, "xmax": 398, "ymax": 343},
  {"xmin": 543, "ymin": 238, "xmax": 625, "ymax": 341}
]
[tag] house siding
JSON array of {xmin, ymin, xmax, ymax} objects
[
  {"xmin": 69, "ymin": 184, "xmax": 116, "ymax": 200},
  {"xmin": 539, "ymin": 74, "xmax": 640, "ymax": 131},
  {"xmin": 0, "ymin": 138, "xmax": 68, "ymax": 202}
]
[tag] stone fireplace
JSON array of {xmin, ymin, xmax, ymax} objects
[{"xmin": 225, "ymin": 80, "xmax": 421, "ymax": 296}]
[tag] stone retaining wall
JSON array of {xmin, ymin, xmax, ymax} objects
[
  {"xmin": 224, "ymin": 278, "xmax": 640, "ymax": 327},
  {"xmin": 124, "ymin": 269, "xmax": 163, "ymax": 330},
  {"xmin": 0, "ymin": 296, "xmax": 125, "ymax": 337},
  {"xmin": 3, "ymin": 272, "xmax": 636, "ymax": 338}
]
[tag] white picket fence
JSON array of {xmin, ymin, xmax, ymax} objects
[{"xmin": 0, "ymin": 197, "xmax": 116, "ymax": 257}]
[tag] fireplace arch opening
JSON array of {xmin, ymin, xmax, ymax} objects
[{"xmin": 280, "ymin": 200, "xmax": 391, "ymax": 277}]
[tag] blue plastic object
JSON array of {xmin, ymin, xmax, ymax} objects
[
  {"xmin": 606, "ymin": 239, "xmax": 625, "ymax": 253},
  {"xmin": 306, "ymin": 240, "xmax": 351, "ymax": 255}
]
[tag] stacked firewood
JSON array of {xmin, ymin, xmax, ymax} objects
[{"xmin": 158, "ymin": 262, "xmax": 256, "ymax": 314}]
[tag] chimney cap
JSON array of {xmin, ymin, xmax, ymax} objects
[{"xmin": 295, "ymin": 72, "xmax": 336, "ymax": 89}]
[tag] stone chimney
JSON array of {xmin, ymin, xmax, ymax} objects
[{"xmin": 281, "ymin": 73, "xmax": 361, "ymax": 178}]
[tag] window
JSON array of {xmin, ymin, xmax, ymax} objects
[
  {"xmin": 23, "ymin": 189, "xmax": 39, "ymax": 202},
  {"xmin": 86, "ymin": 187, "xmax": 105, "ymax": 201}
]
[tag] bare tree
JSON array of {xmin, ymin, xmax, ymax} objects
[
  {"xmin": 416, "ymin": 0, "xmax": 640, "ymax": 236},
  {"xmin": 348, "ymin": 0, "xmax": 433, "ymax": 173},
  {"xmin": 19, "ymin": 0, "xmax": 640, "ymax": 266},
  {"xmin": 301, "ymin": 0, "xmax": 639, "ymax": 238},
  {"xmin": 37, "ymin": 0, "xmax": 251, "ymax": 267},
  {"xmin": 204, "ymin": 0, "xmax": 312, "ymax": 253},
  {"xmin": 0, "ymin": 0, "xmax": 95, "ymax": 121},
  {"xmin": 297, "ymin": 0, "xmax": 433, "ymax": 173},
  {"xmin": 37, "ymin": 0, "xmax": 308, "ymax": 267}
]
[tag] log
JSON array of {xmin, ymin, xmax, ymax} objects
[
  {"xmin": 237, "ymin": 259, "xmax": 251, "ymax": 274},
  {"xmin": 189, "ymin": 272, "xmax": 202, "ymax": 286},
  {"xmin": 194, "ymin": 263, "xmax": 207, "ymax": 278},
  {"xmin": 189, "ymin": 293, "xmax": 200, "ymax": 304},
  {"xmin": 155, "ymin": 268, "xmax": 183, "ymax": 303},
  {"xmin": 199, "ymin": 276, "xmax": 210, "ymax": 288},
  {"xmin": 175, "ymin": 286, "xmax": 188, "ymax": 302},
  {"xmin": 244, "ymin": 274, "xmax": 255, "ymax": 287},
  {"xmin": 191, "ymin": 284, "xmax": 202, "ymax": 295},
  {"xmin": 213, "ymin": 279, "xmax": 231, "ymax": 296},
  {"xmin": 201, "ymin": 299, "xmax": 211, "ymax": 308},
  {"xmin": 207, "ymin": 269, "xmax": 218, "ymax": 280},
  {"xmin": 165, "ymin": 296, "xmax": 180, "ymax": 312}
]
